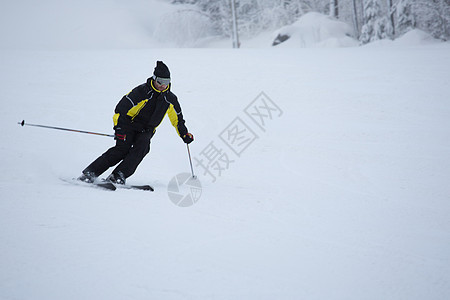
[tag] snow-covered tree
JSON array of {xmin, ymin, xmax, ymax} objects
[
  {"xmin": 412, "ymin": 0, "xmax": 449, "ymax": 40},
  {"xmin": 385, "ymin": 0, "xmax": 395, "ymax": 37},
  {"xmin": 351, "ymin": 0, "xmax": 361, "ymax": 37},
  {"xmin": 396, "ymin": 0, "xmax": 415, "ymax": 35},
  {"xmin": 330, "ymin": 0, "xmax": 339, "ymax": 17},
  {"xmin": 360, "ymin": 0, "xmax": 389, "ymax": 43}
]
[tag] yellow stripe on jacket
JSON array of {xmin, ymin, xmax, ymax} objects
[
  {"xmin": 127, "ymin": 100, "xmax": 148, "ymax": 120},
  {"xmin": 166, "ymin": 104, "xmax": 181, "ymax": 136}
]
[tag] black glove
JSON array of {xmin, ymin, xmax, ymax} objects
[
  {"xmin": 114, "ymin": 127, "xmax": 128, "ymax": 141},
  {"xmin": 182, "ymin": 133, "xmax": 194, "ymax": 144}
]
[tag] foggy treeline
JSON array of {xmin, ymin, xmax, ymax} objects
[{"xmin": 169, "ymin": 0, "xmax": 449, "ymax": 44}]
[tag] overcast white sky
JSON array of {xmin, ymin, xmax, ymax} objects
[{"xmin": 0, "ymin": 0, "xmax": 173, "ymax": 49}]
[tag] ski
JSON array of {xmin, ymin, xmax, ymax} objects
[
  {"xmin": 99, "ymin": 178, "xmax": 154, "ymax": 191},
  {"xmin": 61, "ymin": 178, "xmax": 117, "ymax": 191},
  {"xmin": 116, "ymin": 184, "xmax": 154, "ymax": 191}
]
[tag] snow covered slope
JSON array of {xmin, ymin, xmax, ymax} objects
[
  {"xmin": 1, "ymin": 44, "xmax": 450, "ymax": 299},
  {"xmin": 271, "ymin": 12, "xmax": 358, "ymax": 48}
]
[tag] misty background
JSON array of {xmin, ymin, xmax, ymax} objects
[{"xmin": 1, "ymin": 0, "xmax": 448, "ymax": 49}]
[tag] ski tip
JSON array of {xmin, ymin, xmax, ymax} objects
[
  {"xmin": 143, "ymin": 185, "xmax": 154, "ymax": 191},
  {"xmin": 137, "ymin": 184, "xmax": 154, "ymax": 191},
  {"xmin": 124, "ymin": 184, "xmax": 154, "ymax": 191}
]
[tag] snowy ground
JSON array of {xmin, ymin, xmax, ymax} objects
[
  {"xmin": 1, "ymin": 43, "xmax": 450, "ymax": 300},
  {"xmin": 1, "ymin": 1, "xmax": 450, "ymax": 299}
]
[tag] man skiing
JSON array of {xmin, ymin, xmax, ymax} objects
[{"xmin": 78, "ymin": 61, "xmax": 194, "ymax": 185}]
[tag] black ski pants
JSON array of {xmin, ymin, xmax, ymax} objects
[{"xmin": 83, "ymin": 128, "xmax": 153, "ymax": 179}]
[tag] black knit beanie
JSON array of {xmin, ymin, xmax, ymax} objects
[{"xmin": 153, "ymin": 61, "xmax": 170, "ymax": 79}]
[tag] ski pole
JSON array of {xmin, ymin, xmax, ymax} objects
[
  {"xmin": 18, "ymin": 120, "xmax": 115, "ymax": 138},
  {"xmin": 186, "ymin": 144, "xmax": 197, "ymax": 179}
]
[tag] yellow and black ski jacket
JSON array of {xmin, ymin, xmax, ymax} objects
[{"xmin": 113, "ymin": 78, "xmax": 188, "ymax": 138}]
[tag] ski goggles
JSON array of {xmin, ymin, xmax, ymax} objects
[{"xmin": 155, "ymin": 77, "xmax": 170, "ymax": 85}]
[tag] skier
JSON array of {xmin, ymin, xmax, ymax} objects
[{"xmin": 78, "ymin": 61, "xmax": 194, "ymax": 185}]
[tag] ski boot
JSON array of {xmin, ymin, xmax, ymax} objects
[
  {"xmin": 106, "ymin": 171, "xmax": 126, "ymax": 185},
  {"xmin": 77, "ymin": 171, "xmax": 97, "ymax": 183}
]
